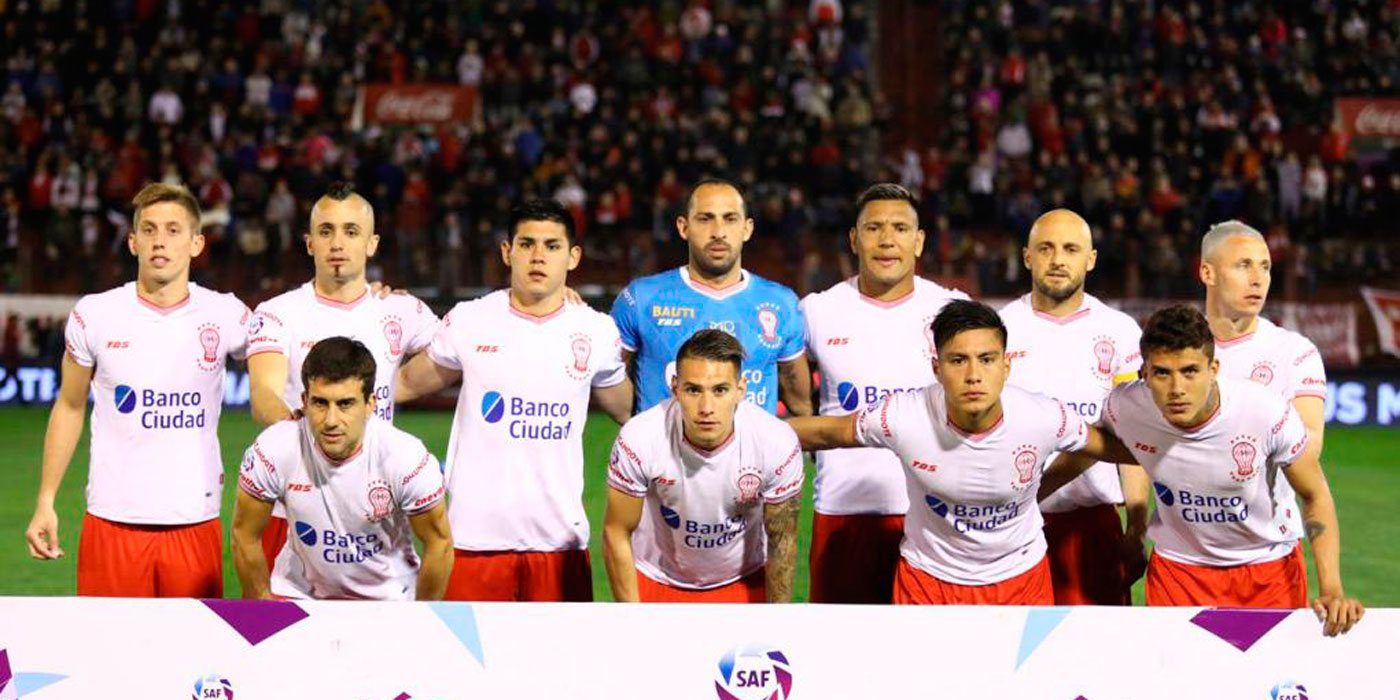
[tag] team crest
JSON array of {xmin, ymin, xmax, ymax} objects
[
  {"xmin": 1091, "ymin": 336, "xmax": 1116, "ymax": 377},
  {"xmin": 735, "ymin": 467, "xmax": 763, "ymax": 506},
  {"xmin": 1249, "ymin": 361, "xmax": 1276, "ymax": 385},
  {"xmin": 566, "ymin": 333, "xmax": 593, "ymax": 380},
  {"xmin": 382, "ymin": 316, "xmax": 404, "ymax": 356},
  {"xmin": 754, "ymin": 303, "xmax": 781, "ymax": 348},
  {"xmin": 1229, "ymin": 435, "xmax": 1260, "ymax": 483},
  {"xmin": 1011, "ymin": 445, "xmax": 1039, "ymax": 489},
  {"xmin": 196, "ymin": 323, "xmax": 223, "ymax": 372},
  {"xmin": 366, "ymin": 479, "xmax": 393, "ymax": 522}
]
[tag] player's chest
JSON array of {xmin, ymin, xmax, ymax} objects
[
  {"xmin": 1133, "ymin": 430, "xmax": 1269, "ymax": 492},
  {"xmin": 813, "ymin": 310, "xmax": 938, "ymax": 380},
  {"xmin": 95, "ymin": 315, "xmax": 233, "ymax": 382},
  {"xmin": 1006, "ymin": 331, "xmax": 1120, "ymax": 394},
  {"xmin": 285, "ymin": 311, "xmax": 405, "ymax": 366},
  {"xmin": 285, "ymin": 459, "xmax": 396, "ymax": 531},
  {"xmin": 654, "ymin": 456, "xmax": 765, "ymax": 517},
  {"xmin": 1217, "ymin": 349, "xmax": 1290, "ymax": 394},
  {"xmin": 459, "ymin": 323, "xmax": 607, "ymax": 386},
  {"xmin": 901, "ymin": 438, "xmax": 1045, "ymax": 504},
  {"xmin": 645, "ymin": 299, "xmax": 788, "ymax": 358}
]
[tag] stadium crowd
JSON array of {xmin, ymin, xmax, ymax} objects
[{"xmin": 929, "ymin": 0, "xmax": 1400, "ymax": 298}]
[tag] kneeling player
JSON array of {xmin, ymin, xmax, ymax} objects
[
  {"xmin": 232, "ymin": 337, "xmax": 453, "ymax": 601},
  {"xmin": 1041, "ymin": 306, "xmax": 1363, "ymax": 635},
  {"xmin": 789, "ymin": 301, "xmax": 1135, "ymax": 605},
  {"xmin": 603, "ymin": 330, "xmax": 803, "ymax": 602}
]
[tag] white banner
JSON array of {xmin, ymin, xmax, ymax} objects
[
  {"xmin": 1361, "ymin": 287, "xmax": 1400, "ymax": 358},
  {"xmin": 0, "ymin": 598, "xmax": 1394, "ymax": 699}
]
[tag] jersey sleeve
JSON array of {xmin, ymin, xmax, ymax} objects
[
  {"xmin": 1269, "ymin": 402, "xmax": 1311, "ymax": 468},
  {"xmin": 855, "ymin": 389, "xmax": 907, "ymax": 451},
  {"xmin": 1050, "ymin": 397, "xmax": 1090, "ymax": 453},
  {"xmin": 425, "ymin": 307, "xmax": 463, "ymax": 371},
  {"xmin": 778, "ymin": 289, "xmax": 807, "ymax": 362},
  {"xmin": 63, "ymin": 299, "xmax": 95, "ymax": 367},
  {"xmin": 1114, "ymin": 319, "xmax": 1143, "ymax": 382},
  {"xmin": 396, "ymin": 442, "xmax": 446, "ymax": 515},
  {"xmin": 611, "ymin": 283, "xmax": 641, "ymax": 353},
  {"xmin": 606, "ymin": 431, "xmax": 650, "ymax": 497},
  {"xmin": 1289, "ymin": 337, "xmax": 1327, "ymax": 401},
  {"xmin": 247, "ymin": 302, "xmax": 289, "ymax": 358},
  {"xmin": 401, "ymin": 295, "xmax": 440, "ymax": 357},
  {"xmin": 761, "ymin": 427, "xmax": 804, "ymax": 504},
  {"xmin": 238, "ymin": 439, "xmax": 284, "ymax": 503},
  {"xmin": 591, "ymin": 316, "xmax": 628, "ymax": 388},
  {"xmin": 226, "ymin": 297, "xmax": 253, "ymax": 362}
]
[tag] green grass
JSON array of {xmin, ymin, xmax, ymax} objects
[{"xmin": 1, "ymin": 407, "xmax": 1394, "ymax": 605}]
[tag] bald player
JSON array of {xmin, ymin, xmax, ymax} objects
[
  {"xmin": 247, "ymin": 182, "xmax": 438, "ymax": 566},
  {"xmin": 1000, "ymin": 209, "xmax": 1147, "ymax": 605}
]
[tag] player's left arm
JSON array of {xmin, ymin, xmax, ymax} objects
[
  {"xmin": 1292, "ymin": 395, "xmax": 1326, "ymax": 468},
  {"xmin": 786, "ymin": 413, "xmax": 860, "ymax": 451},
  {"xmin": 591, "ymin": 378, "xmax": 635, "ymax": 425},
  {"xmin": 777, "ymin": 354, "xmax": 813, "ymax": 416},
  {"xmin": 409, "ymin": 501, "xmax": 454, "ymax": 601},
  {"xmin": 231, "ymin": 490, "xmax": 276, "ymax": 600},
  {"xmin": 1283, "ymin": 453, "xmax": 1364, "ymax": 636},
  {"xmin": 762, "ymin": 495, "xmax": 800, "ymax": 603}
]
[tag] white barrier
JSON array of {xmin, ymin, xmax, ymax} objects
[{"xmin": 0, "ymin": 598, "xmax": 1394, "ymax": 699}]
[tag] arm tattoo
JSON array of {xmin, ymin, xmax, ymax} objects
[
  {"xmin": 764, "ymin": 497, "xmax": 801, "ymax": 603},
  {"xmin": 1305, "ymin": 520, "xmax": 1326, "ymax": 541}
]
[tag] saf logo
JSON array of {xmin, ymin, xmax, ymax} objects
[{"xmin": 714, "ymin": 644, "xmax": 793, "ymax": 700}]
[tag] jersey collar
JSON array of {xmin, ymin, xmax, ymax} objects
[
  {"xmin": 679, "ymin": 266, "xmax": 750, "ymax": 301},
  {"xmin": 853, "ymin": 277, "xmax": 916, "ymax": 308},
  {"xmin": 311, "ymin": 283, "xmax": 369, "ymax": 310},
  {"xmin": 133, "ymin": 282, "xmax": 192, "ymax": 315},
  {"xmin": 1027, "ymin": 294, "xmax": 1092, "ymax": 325}
]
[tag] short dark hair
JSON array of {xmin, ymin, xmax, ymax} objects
[
  {"xmin": 1140, "ymin": 304, "xmax": 1215, "ymax": 362},
  {"xmin": 131, "ymin": 182, "xmax": 201, "ymax": 230},
  {"xmin": 675, "ymin": 328, "xmax": 746, "ymax": 373},
  {"xmin": 509, "ymin": 198, "xmax": 576, "ymax": 245},
  {"xmin": 931, "ymin": 300, "xmax": 1008, "ymax": 353},
  {"xmin": 301, "ymin": 337, "xmax": 377, "ymax": 400},
  {"xmin": 324, "ymin": 181, "xmax": 356, "ymax": 200},
  {"xmin": 685, "ymin": 177, "xmax": 749, "ymax": 219},
  {"xmin": 855, "ymin": 182, "xmax": 919, "ymax": 214}
]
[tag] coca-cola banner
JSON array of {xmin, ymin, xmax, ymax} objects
[
  {"xmin": 352, "ymin": 84, "xmax": 477, "ymax": 127},
  {"xmin": 1335, "ymin": 97, "xmax": 1400, "ymax": 141}
]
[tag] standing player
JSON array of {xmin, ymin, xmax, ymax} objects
[
  {"xmin": 603, "ymin": 330, "xmax": 803, "ymax": 602},
  {"xmin": 1000, "ymin": 209, "xmax": 1145, "ymax": 605},
  {"xmin": 801, "ymin": 183, "xmax": 968, "ymax": 604},
  {"xmin": 1041, "ymin": 306, "xmax": 1363, "ymax": 635},
  {"xmin": 788, "ymin": 301, "xmax": 1135, "ymax": 604},
  {"xmin": 611, "ymin": 178, "xmax": 811, "ymax": 416},
  {"xmin": 232, "ymin": 338, "xmax": 453, "ymax": 600},
  {"xmin": 395, "ymin": 199, "xmax": 633, "ymax": 601},
  {"xmin": 246, "ymin": 182, "xmax": 438, "ymax": 566},
  {"xmin": 24, "ymin": 183, "xmax": 250, "ymax": 597}
]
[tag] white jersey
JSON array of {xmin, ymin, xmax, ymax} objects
[
  {"xmin": 238, "ymin": 418, "xmax": 446, "ymax": 600},
  {"xmin": 64, "ymin": 282, "xmax": 249, "ymax": 525},
  {"xmin": 856, "ymin": 384, "xmax": 1089, "ymax": 585},
  {"xmin": 428, "ymin": 291, "xmax": 627, "ymax": 552},
  {"xmin": 1103, "ymin": 378, "xmax": 1310, "ymax": 567},
  {"xmin": 607, "ymin": 400, "xmax": 804, "ymax": 590},
  {"xmin": 801, "ymin": 276, "xmax": 969, "ymax": 515},
  {"xmin": 1215, "ymin": 316, "xmax": 1327, "ymax": 403},
  {"xmin": 248, "ymin": 282, "xmax": 438, "ymax": 422},
  {"xmin": 1000, "ymin": 293, "xmax": 1142, "ymax": 512}
]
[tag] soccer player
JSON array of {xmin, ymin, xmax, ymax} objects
[
  {"xmin": 800, "ymin": 183, "xmax": 969, "ymax": 604},
  {"xmin": 603, "ymin": 329, "xmax": 803, "ymax": 602},
  {"xmin": 1000, "ymin": 209, "xmax": 1146, "ymax": 605},
  {"xmin": 1040, "ymin": 306, "xmax": 1363, "ymax": 635},
  {"xmin": 246, "ymin": 182, "xmax": 438, "ymax": 566},
  {"xmin": 232, "ymin": 337, "xmax": 452, "ymax": 600},
  {"xmin": 611, "ymin": 177, "xmax": 811, "ymax": 416},
  {"xmin": 24, "ymin": 183, "xmax": 250, "ymax": 597},
  {"xmin": 395, "ymin": 199, "xmax": 633, "ymax": 602},
  {"xmin": 788, "ymin": 300, "xmax": 1134, "ymax": 604}
]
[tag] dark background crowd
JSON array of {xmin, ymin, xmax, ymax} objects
[{"xmin": 0, "ymin": 0, "xmax": 1396, "ymax": 325}]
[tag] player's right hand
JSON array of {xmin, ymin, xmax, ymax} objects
[
  {"xmin": 1120, "ymin": 533, "xmax": 1148, "ymax": 585},
  {"xmin": 25, "ymin": 506, "xmax": 63, "ymax": 560}
]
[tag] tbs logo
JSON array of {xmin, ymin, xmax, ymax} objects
[
  {"xmin": 714, "ymin": 644, "xmax": 793, "ymax": 700},
  {"xmin": 192, "ymin": 674, "xmax": 234, "ymax": 700},
  {"xmin": 481, "ymin": 391, "xmax": 506, "ymax": 423}
]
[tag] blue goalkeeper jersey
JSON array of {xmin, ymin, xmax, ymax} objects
[{"xmin": 611, "ymin": 266, "xmax": 807, "ymax": 413}]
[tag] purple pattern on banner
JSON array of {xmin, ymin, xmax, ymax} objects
[
  {"xmin": 1190, "ymin": 609, "xmax": 1293, "ymax": 652},
  {"xmin": 774, "ymin": 666, "xmax": 793, "ymax": 697},
  {"xmin": 715, "ymin": 682, "xmax": 742, "ymax": 700},
  {"xmin": 0, "ymin": 648, "xmax": 10, "ymax": 696},
  {"xmin": 201, "ymin": 599, "xmax": 309, "ymax": 646},
  {"xmin": 392, "ymin": 694, "xmax": 411, "ymax": 700}
]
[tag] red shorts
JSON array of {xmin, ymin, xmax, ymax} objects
[
  {"xmin": 893, "ymin": 556, "xmax": 1054, "ymax": 605},
  {"xmin": 809, "ymin": 512, "xmax": 904, "ymax": 604},
  {"xmin": 262, "ymin": 515, "xmax": 289, "ymax": 568},
  {"xmin": 1042, "ymin": 504, "xmax": 1130, "ymax": 605},
  {"xmin": 77, "ymin": 513, "xmax": 223, "ymax": 598},
  {"xmin": 637, "ymin": 569, "xmax": 766, "ymax": 603},
  {"xmin": 444, "ymin": 549, "xmax": 593, "ymax": 602},
  {"xmin": 1146, "ymin": 545, "xmax": 1307, "ymax": 608}
]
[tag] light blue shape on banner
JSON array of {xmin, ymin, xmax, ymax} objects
[
  {"xmin": 16, "ymin": 673, "xmax": 68, "ymax": 696},
  {"xmin": 427, "ymin": 602, "xmax": 485, "ymax": 666},
  {"xmin": 1015, "ymin": 607, "xmax": 1072, "ymax": 669}
]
